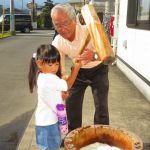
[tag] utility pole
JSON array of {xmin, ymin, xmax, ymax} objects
[
  {"xmin": 32, "ymin": 0, "xmax": 35, "ymax": 22},
  {"xmin": 10, "ymin": 0, "xmax": 15, "ymax": 34},
  {"xmin": 22, "ymin": 0, "xmax": 24, "ymax": 10},
  {"xmin": 113, "ymin": 0, "xmax": 119, "ymax": 55},
  {"xmin": 1, "ymin": 0, "xmax": 5, "ymax": 36}
]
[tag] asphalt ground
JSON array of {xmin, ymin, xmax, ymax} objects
[{"xmin": 0, "ymin": 30, "xmax": 54, "ymax": 150}]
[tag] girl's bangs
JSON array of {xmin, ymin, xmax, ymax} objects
[
  {"xmin": 49, "ymin": 55, "xmax": 60, "ymax": 63},
  {"xmin": 44, "ymin": 52, "xmax": 60, "ymax": 64}
]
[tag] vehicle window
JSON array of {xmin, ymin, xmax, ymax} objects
[
  {"xmin": 5, "ymin": 15, "xmax": 10, "ymax": 22},
  {"xmin": 127, "ymin": 0, "xmax": 150, "ymax": 30},
  {"xmin": 137, "ymin": 0, "xmax": 149, "ymax": 21},
  {"xmin": 15, "ymin": 15, "xmax": 31, "ymax": 21},
  {"xmin": 15, "ymin": 15, "xmax": 23, "ymax": 21}
]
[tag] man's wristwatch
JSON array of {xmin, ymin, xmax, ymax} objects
[{"xmin": 93, "ymin": 52, "xmax": 99, "ymax": 61}]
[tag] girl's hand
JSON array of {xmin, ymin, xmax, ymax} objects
[
  {"xmin": 61, "ymin": 91, "xmax": 69, "ymax": 100},
  {"xmin": 62, "ymin": 74, "xmax": 69, "ymax": 80},
  {"xmin": 73, "ymin": 57, "xmax": 82, "ymax": 67}
]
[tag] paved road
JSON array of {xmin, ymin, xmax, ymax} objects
[{"xmin": 0, "ymin": 30, "xmax": 53, "ymax": 150}]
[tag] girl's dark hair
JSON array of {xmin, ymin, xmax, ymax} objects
[{"xmin": 28, "ymin": 44, "xmax": 61, "ymax": 93}]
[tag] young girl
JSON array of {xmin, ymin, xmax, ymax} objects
[{"xmin": 28, "ymin": 44, "xmax": 81, "ymax": 150}]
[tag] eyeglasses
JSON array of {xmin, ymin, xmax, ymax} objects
[{"xmin": 54, "ymin": 21, "xmax": 72, "ymax": 29}]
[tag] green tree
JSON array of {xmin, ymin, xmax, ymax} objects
[{"xmin": 37, "ymin": 0, "xmax": 54, "ymax": 29}]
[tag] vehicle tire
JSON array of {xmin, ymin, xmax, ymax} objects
[{"xmin": 24, "ymin": 27, "xmax": 30, "ymax": 33}]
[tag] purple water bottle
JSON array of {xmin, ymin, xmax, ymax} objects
[{"xmin": 56, "ymin": 104, "xmax": 68, "ymax": 135}]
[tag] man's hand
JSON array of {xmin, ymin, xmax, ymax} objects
[{"xmin": 77, "ymin": 48, "xmax": 94, "ymax": 65}]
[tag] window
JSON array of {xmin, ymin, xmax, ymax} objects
[
  {"xmin": 5, "ymin": 15, "xmax": 10, "ymax": 22},
  {"xmin": 127, "ymin": 0, "xmax": 150, "ymax": 30},
  {"xmin": 137, "ymin": 0, "xmax": 149, "ymax": 21},
  {"xmin": 15, "ymin": 15, "xmax": 31, "ymax": 22}
]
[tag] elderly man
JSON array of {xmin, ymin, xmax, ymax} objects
[{"xmin": 51, "ymin": 3, "xmax": 109, "ymax": 131}]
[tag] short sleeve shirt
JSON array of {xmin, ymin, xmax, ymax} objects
[
  {"xmin": 35, "ymin": 73, "xmax": 68, "ymax": 126},
  {"xmin": 52, "ymin": 23, "xmax": 101, "ymax": 74}
]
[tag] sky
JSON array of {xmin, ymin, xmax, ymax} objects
[{"xmin": 0, "ymin": 0, "xmax": 68, "ymax": 9}]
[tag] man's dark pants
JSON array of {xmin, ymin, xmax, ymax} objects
[{"xmin": 66, "ymin": 64, "xmax": 109, "ymax": 131}]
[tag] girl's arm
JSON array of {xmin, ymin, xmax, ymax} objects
[{"xmin": 66, "ymin": 62, "xmax": 81, "ymax": 89}]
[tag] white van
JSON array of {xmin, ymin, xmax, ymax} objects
[
  {"xmin": 116, "ymin": 0, "xmax": 150, "ymax": 101},
  {"xmin": 0, "ymin": 14, "xmax": 32, "ymax": 33}
]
